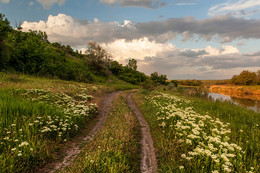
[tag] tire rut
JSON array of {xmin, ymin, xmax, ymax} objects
[
  {"xmin": 41, "ymin": 91, "xmax": 121, "ymax": 173},
  {"xmin": 127, "ymin": 93, "xmax": 157, "ymax": 173}
]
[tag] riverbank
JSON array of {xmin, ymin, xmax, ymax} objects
[{"xmin": 209, "ymin": 85, "xmax": 260, "ymax": 100}]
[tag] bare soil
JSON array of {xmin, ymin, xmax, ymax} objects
[
  {"xmin": 38, "ymin": 91, "xmax": 121, "ymax": 173},
  {"xmin": 127, "ymin": 93, "xmax": 158, "ymax": 173}
]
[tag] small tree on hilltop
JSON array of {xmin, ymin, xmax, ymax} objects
[
  {"xmin": 85, "ymin": 42, "xmax": 111, "ymax": 74},
  {"xmin": 126, "ymin": 59, "xmax": 137, "ymax": 71}
]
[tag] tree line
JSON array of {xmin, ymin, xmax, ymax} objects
[
  {"xmin": 0, "ymin": 13, "xmax": 174, "ymax": 87},
  {"xmin": 231, "ymin": 70, "xmax": 260, "ymax": 85}
]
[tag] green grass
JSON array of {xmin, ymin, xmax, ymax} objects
[
  {"xmin": 189, "ymin": 97, "xmax": 260, "ymax": 171},
  {"xmin": 0, "ymin": 86, "xmax": 98, "ymax": 172},
  {"xmin": 0, "ymin": 72, "xmax": 138, "ymax": 93},
  {"xmin": 134, "ymin": 90, "xmax": 259, "ymax": 173},
  {"xmin": 0, "ymin": 89, "xmax": 64, "ymax": 172},
  {"xmin": 63, "ymin": 93, "xmax": 141, "ymax": 173}
]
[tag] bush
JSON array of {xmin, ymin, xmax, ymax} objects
[{"xmin": 231, "ymin": 70, "xmax": 257, "ymax": 85}]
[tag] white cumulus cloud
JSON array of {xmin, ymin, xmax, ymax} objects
[
  {"xmin": 101, "ymin": 38, "xmax": 175, "ymax": 62},
  {"xmin": 37, "ymin": 0, "xmax": 66, "ymax": 9}
]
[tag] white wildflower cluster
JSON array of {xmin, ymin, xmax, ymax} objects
[
  {"xmin": 62, "ymin": 84, "xmax": 101, "ymax": 93},
  {"xmin": 20, "ymin": 89, "xmax": 98, "ymax": 117},
  {"xmin": 149, "ymin": 93, "xmax": 249, "ymax": 172},
  {"xmin": 20, "ymin": 89, "xmax": 98, "ymax": 135},
  {"xmin": 1, "ymin": 88, "xmax": 98, "ymax": 158}
]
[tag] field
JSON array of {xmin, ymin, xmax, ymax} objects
[
  {"xmin": 0, "ymin": 72, "xmax": 137, "ymax": 172},
  {"xmin": 134, "ymin": 91, "xmax": 259, "ymax": 172},
  {"xmin": 0, "ymin": 72, "xmax": 259, "ymax": 172}
]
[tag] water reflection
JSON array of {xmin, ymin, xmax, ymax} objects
[
  {"xmin": 179, "ymin": 87, "xmax": 260, "ymax": 113},
  {"xmin": 208, "ymin": 92, "xmax": 260, "ymax": 112}
]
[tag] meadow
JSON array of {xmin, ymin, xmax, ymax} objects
[
  {"xmin": 0, "ymin": 72, "xmax": 136, "ymax": 171},
  {"xmin": 134, "ymin": 91, "xmax": 259, "ymax": 173}
]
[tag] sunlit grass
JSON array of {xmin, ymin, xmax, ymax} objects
[
  {"xmin": 63, "ymin": 93, "xmax": 141, "ymax": 173},
  {"xmin": 134, "ymin": 91, "xmax": 259, "ymax": 173},
  {"xmin": 0, "ymin": 86, "xmax": 98, "ymax": 172}
]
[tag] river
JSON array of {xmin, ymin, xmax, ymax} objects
[
  {"xmin": 207, "ymin": 92, "xmax": 260, "ymax": 113},
  {"xmin": 179, "ymin": 87, "xmax": 260, "ymax": 113}
]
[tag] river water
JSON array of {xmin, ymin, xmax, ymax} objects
[
  {"xmin": 180, "ymin": 87, "xmax": 260, "ymax": 113},
  {"xmin": 207, "ymin": 92, "xmax": 260, "ymax": 113}
]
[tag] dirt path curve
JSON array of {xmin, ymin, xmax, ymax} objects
[
  {"xmin": 127, "ymin": 93, "xmax": 157, "ymax": 173},
  {"xmin": 42, "ymin": 91, "xmax": 121, "ymax": 173}
]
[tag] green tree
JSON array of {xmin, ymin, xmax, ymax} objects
[
  {"xmin": 256, "ymin": 69, "xmax": 260, "ymax": 85},
  {"xmin": 127, "ymin": 59, "xmax": 137, "ymax": 70},
  {"xmin": 0, "ymin": 13, "xmax": 12, "ymax": 70},
  {"xmin": 150, "ymin": 72, "xmax": 168, "ymax": 85},
  {"xmin": 85, "ymin": 42, "xmax": 111, "ymax": 74},
  {"xmin": 231, "ymin": 70, "xmax": 257, "ymax": 85}
]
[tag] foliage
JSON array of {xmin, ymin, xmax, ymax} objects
[
  {"xmin": 231, "ymin": 70, "xmax": 257, "ymax": 85},
  {"xmin": 126, "ymin": 59, "xmax": 137, "ymax": 71},
  {"xmin": 0, "ymin": 13, "xmax": 147, "ymax": 85},
  {"xmin": 109, "ymin": 60, "xmax": 147, "ymax": 85},
  {"xmin": 256, "ymin": 69, "xmax": 260, "ymax": 85},
  {"xmin": 142, "ymin": 79, "xmax": 155, "ymax": 91},
  {"xmin": 170, "ymin": 80, "xmax": 178, "ymax": 87},
  {"xmin": 0, "ymin": 14, "xmax": 12, "ymax": 70},
  {"xmin": 178, "ymin": 80, "xmax": 203, "ymax": 86},
  {"xmin": 85, "ymin": 42, "xmax": 111, "ymax": 75},
  {"xmin": 150, "ymin": 72, "xmax": 168, "ymax": 85}
]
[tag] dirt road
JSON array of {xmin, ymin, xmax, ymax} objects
[
  {"xmin": 41, "ymin": 91, "xmax": 120, "ymax": 173},
  {"xmin": 127, "ymin": 93, "xmax": 158, "ymax": 173}
]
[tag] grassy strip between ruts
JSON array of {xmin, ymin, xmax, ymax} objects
[
  {"xmin": 62, "ymin": 92, "xmax": 141, "ymax": 173},
  {"xmin": 133, "ymin": 90, "xmax": 259, "ymax": 173}
]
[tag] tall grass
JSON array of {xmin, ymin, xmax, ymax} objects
[
  {"xmin": 134, "ymin": 91, "xmax": 259, "ymax": 172},
  {"xmin": 0, "ymin": 87, "xmax": 97, "ymax": 172},
  {"xmin": 190, "ymin": 97, "xmax": 260, "ymax": 171}
]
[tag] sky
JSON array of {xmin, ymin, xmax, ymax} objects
[{"xmin": 1, "ymin": 0, "xmax": 260, "ymax": 79}]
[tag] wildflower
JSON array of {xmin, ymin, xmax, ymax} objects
[
  {"xmin": 179, "ymin": 166, "xmax": 184, "ymax": 170},
  {"xmin": 3, "ymin": 137, "xmax": 9, "ymax": 140},
  {"xmin": 19, "ymin": 141, "xmax": 29, "ymax": 147}
]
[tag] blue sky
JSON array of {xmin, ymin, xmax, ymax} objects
[{"xmin": 1, "ymin": 0, "xmax": 260, "ymax": 79}]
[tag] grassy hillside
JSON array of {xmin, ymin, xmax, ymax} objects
[{"xmin": 0, "ymin": 13, "xmax": 148, "ymax": 86}]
